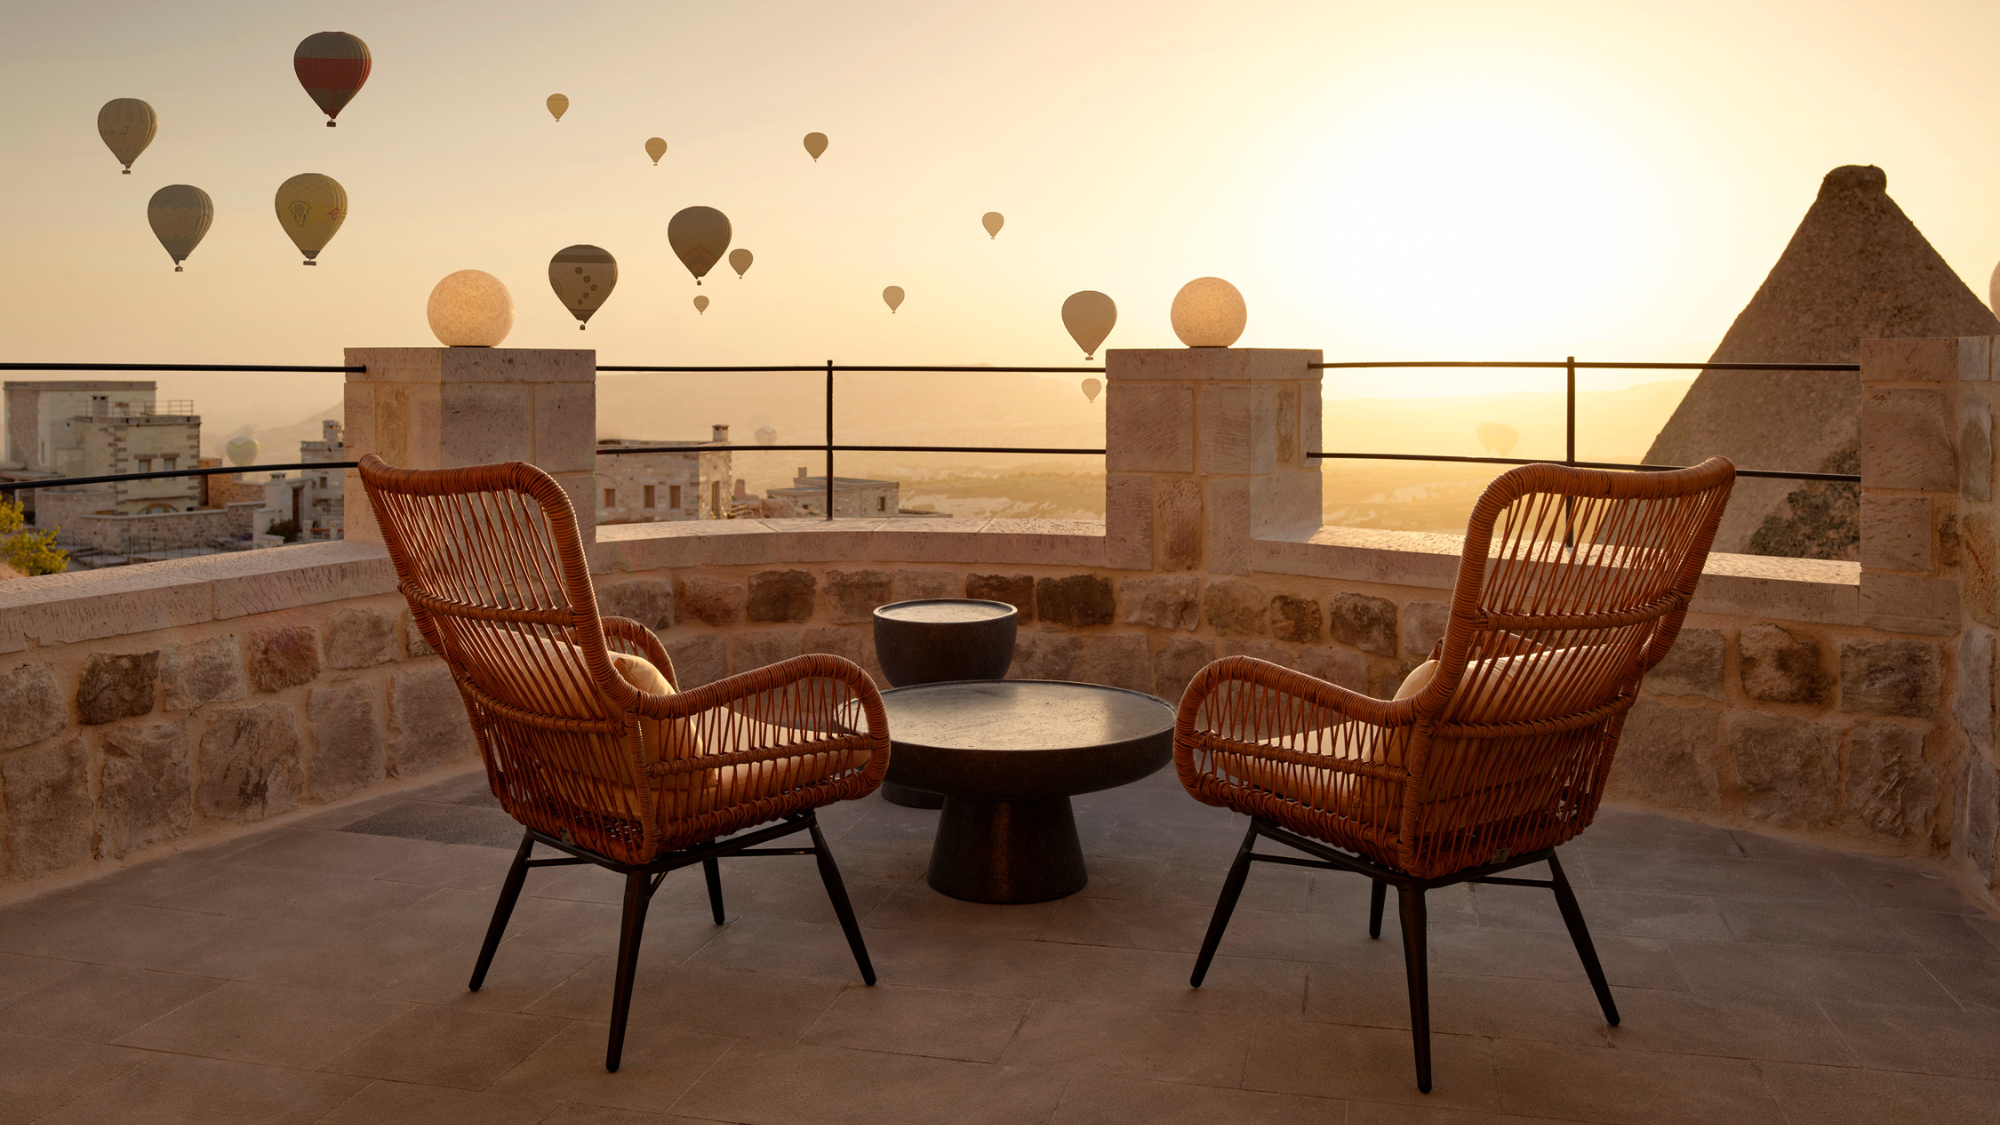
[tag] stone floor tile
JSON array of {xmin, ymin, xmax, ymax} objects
[
  {"xmin": 687, "ymin": 916, "xmax": 878, "ymax": 981},
  {"xmin": 502, "ymin": 895, "xmax": 722, "ymax": 963},
  {"xmin": 525, "ymin": 861, "xmax": 636, "ymax": 906},
  {"xmin": 484, "ymin": 1020, "xmax": 736, "ymax": 1111},
  {"xmin": 1067, "ymin": 855, "xmax": 1168, "ymax": 901},
  {"xmin": 114, "ymin": 979, "xmax": 410, "ymax": 1067},
  {"xmin": 863, "ymin": 881, "xmax": 1060, "ymax": 941},
  {"xmin": 34, "ymin": 1052, "xmax": 368, "ymax": 1125},
  {"xmin": 342, "ymin": 801, "xmax": 528, "ymax": 849},
  {"xmin": 1042, "ymin": 894, "xmax": 1310, "ymax": 957},
  {"xmin": 0, "ymin": 963, "xmax": 223, "ymax": 1043},
  {"xmin": 0, "ymin": 897, "xmax": 238, "ymax": 969},
  {"xmin": 1148, "ymin": 855, "xmax": 1317, "ymax": 914},
  {"xmin": 53, "ymin": 851, "xmax": 226, "ymax": 906},
  {"xmin": 1668, "ymin": 942, "xmax": 1958, "ymax": 1007},
  {"xmin": 1241, "ymin": 1018, "xmax": 1501, "ymax": 1109},
  {"xmin": 1917, "ymin": 955, "xmax": 2000, "ymax": 1010},
  {"xmin": 1570, "ymin": 809, "xmax": 1746, "ymax": 857},
  {"xmin": 152, "ymin": 915, "xmax": 458, "ymax": 993},
  {"xmin": 1599, "ymin": 988, "xmax": 1855, "ymax": 1065},
  {"xmin": 826, "ymin": 837, "xmax": 934, "ymax": 884},
  {"xmin": 1754, "ymin": 1060, "xmax": 2000, "ymax": 1125},
  {"xmin": 222, "ymin": 825, "xmax": 437, "ymax": 877},
  {"xmin": 379, "ymin": 884, "xmax": 562, "ymax": 943},
  {"xmin": 326, "ymin": 1004, "xmax": 570, "ymax": 1090},
  {"xmin": 1818, "ymin": 999, "xmax": 2000, "ymax": 1078},
  {"xmin": 1575, "ymin": 850, "xmax": 1853, "ymax": 903},
  {"xmin": 1964, "ymin": 914, "xmax": 2000, "ymax": 955},
  {"xmin": 1001, "ymin": 999, "xmax": 1255, "ymax": 1086},
  {"xmin": 801, "ymin": 983, "xmax": 1031, "ymax": 1062},
  {"xmin": 1719, "ymin": 900, "xmax": 1996, "ymax": 957},
  {"xmin": 700, "ymin": 859, "xmax": 896, "ymax": 926},
  {"xmin": 1425, "ymin": 924, "xmax": 1686, "ymax": 991},
  {"xmin": 1048, "ymin": 1071, "xmax": 1344, "ymax": 1124},
  {"xmin": 314, "ymin": 1079, "xmax": 555, "ymax": 1125},
  {"xmin": 376, "ymin": 841, "xmax": 526, "ymax": 891},
  {"xmin": 527, "ymin": 958, "xmax": 846, "ymax": 1040},
  {"xmin": 288, "ymin": 789, "xmax": 422, "ymax": 831},
  {"xmin": 1822, "ymin": 856, "xmax": 1982, "ymax": 914},
  {"xmin": 535, "ymin": 1104, "xmax": 709, "ymax": 1125},
  {"xmin": 1315, "ymin": 968, "xmax": 1620, "ymax": 1047},
  {"xmin": 0, "ymin": 1031, "xmax": 148, "ymax": 1125},
  {"xmin": 1470, "ymin": 885, "xmax": 1732, "ymax": 943},
  {"xmin": 669, "ymin": 1039, "xmax": 1070, "ymax": 1125},
  {"xmin": 381, "ymin": 941, "xmax": 593, "ymax": 1012},
  {"xmin": 0, "ymin": 949, "xmax": 84, "ymax": 1008},
  {"xmin": 1343, "ymin": 1103, "xmax": 1590, "ymax": 1125},
  {"xmin": 153, "ymin": 864, "xmax": 438, "ymax": 929},
  {"xmin": 1490, "ymin": 1039, "xmax": 1785, "ymax": 1124}
]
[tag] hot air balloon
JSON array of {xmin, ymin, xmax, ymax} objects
[
  {"xmin": 693, "ymin": 296, "xmax": 710, "ymax": 314},
  {"xmin": 294, "ymin": 32, "xmax": 371, "ymax": 126},
  {"xmin": 981, "ymin": 212, "xmax": 1004, "ymax": 239},
  {"xmin": 668, "ymin": 206, "xmax": 731, "ymax": 285},
  {"xmin": 882, "ymin": 286, "xmax": 905, "ymax": 313},
  {"xmin": 803, "ymin": 132, "xmax": 828, "ymax": 161},
  {"xmin": 755, "ymin": 425, "xmax": 776, "ymax": 446},
  {"xmin": 1061, "ymin": 291, "xmax": 1117, "ymax": 359},
  {"xmin": 1475, "ymin": 422, "xmax": 1520, "ymax": 458},
  {"xmin": 547, "ymin": 94, "xmax": 569, "ymax": 122},
  {"xmin": 645, "ymin": 137, "xmax": 666, "ymax": 164},
  {"xmin": 97, "ymin": 99, "xmax": 156, "ymax": 173},
  {"xmin": 1081, "ymin": 378, "xmax": 1102, "ymax": 404},
  {"xmin": 548, "ymin": 245, "xmax": 618, "ymax": 330},
  {"xmin": 274, "ymin": 173, "xmax": 347, "ymax": 265},
  {"xmin": 729, "ymin": 248, "xmax": 753, "ymax": 278},
  {"xmin": 224, "ymin": 437, "xmax": 260, "ymax": 466},
  {"xmin": 147, "ymin": 185, "xmax": 212, "ymax": 271}
]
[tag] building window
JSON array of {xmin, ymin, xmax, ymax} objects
[
  {"xmin": 604, "ymin": 488, "xmax": 616, "ymax": 508},
  {"xmin": 878, "ymin": 496, "xmax": 887, "ymax": 511},
  {"xmin": 669, "ymin": 484, "xmax": 682, "ymax": 509},
  {"xmin": 162, "ymin": 455, "xmax": 177, "ymax": 471},
  {"xmin": 318, "ymin": 476, "xmax": 327, "ymax": 489},
  {"xmin": 136, "ymin": 457, "xmax": 152, "ymax": 472},
  {"xmin": 711, "ymin": 480, "xmax": 721, "ymax": 516},
  {"xmin": 643, "ymin": 485, "xmax": 655, "ymax": 508}
]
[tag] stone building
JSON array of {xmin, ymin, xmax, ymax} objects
[
  {"xmin": 765, "ymin": 467, "xmax": 902, "ymax": 518},
  {"xmin": 254, "ymin": 422, "xmax": 347, "ymax": 541},
  {"xmin": 1, "ymin": 381, "xmax": 200, "ymax": 516},
  {"xmin": 595, "ymin": 425, "xmax": 732, "ymax": 523}
]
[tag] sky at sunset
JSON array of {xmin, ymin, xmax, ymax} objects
[{"xmin": 5, "ymin": 0, "xmax": 2000, "ymax": 437}]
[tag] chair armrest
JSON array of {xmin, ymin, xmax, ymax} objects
[
  {"xmin": 1175, "ymin": 656, "xmax": 1418, "ymax": 785},
  {"xmin": 600, "ymin": 615, "xmax": 678, "ymax": 689},
  {"xmin": 632, "ymin": 653, "xmax": 890, "ymax": 781}
]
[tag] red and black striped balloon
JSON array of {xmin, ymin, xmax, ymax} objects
[{"xmin": 294, "ymin": 32, "xmax": 371, "ymax": 126}]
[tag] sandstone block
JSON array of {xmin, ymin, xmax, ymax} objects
[
  {"xmin": 676, "ymin": 575, "xmax": 746, "ymax": 627},
  {"xmin": 99, "ymin": 721, "xmax": 192, "ymax": 859},
  {"xmin": 1012, "ymin": 634, "xmax": 1085, "ymax": 681},
  {"xmin": 732, "ymin": 630, "xmax": 801, "ymax": 674},
  {"xmin": 1199, "ymin": 385, "xmax": 1254, "ymax": 474},
  {"xmin": 196, "ymin": 703, "xmax": 304, "ymax": 822},
  {"xmin": 597, "ymin": 579, "xmax": 674, "ymax": 630},
  {"xmin": 1105, "ymin": 384, "xmax": 1194, "ymax": 473},
  {"xmin": 1036, "ymin": 575, "xmax": 1115, "ymax": 628},
  {"xmin": 1153, "ymin": 638, "xmax": 1217, "ymax": 702},
  {"xmin": 0, "ymin": 664, "xmax": 65, "ymax": 751},
  {"xmin": 388, "ymin": 667, "xmax": 473, "ymax": 777},
  {"xmin": 824, "ymin": 569, "xmax": 895, "ymax": 624},
  {"xmin": 1269, "ymin": 595, "xmax": 1323, "ymax": 644},
  {"xmin": 1860, "ymin": 495, "xmax": 1932, "ymax": 572},
  {"xmin": 1223, "ymin": 639, "xmax": 1293, "ymax": 667},
  {"xmin": 1860, "ymin": 336, "xmax": 1960, "ymax": 384},
  {"xmin": 248, "ymin": 625, "xmax": 321, "ymax": 693},
  {"xmin": 1644, "ymin": 626, "xmax": 1724, "ymax": 700},
  {"xmin": 663, "ymin": 633, "xmax": 728, "ymax": 689},
  {"xmin": 1157, "ymin": 480, "xmax": 1203, "ymax": 572},
  {"xmin": 1962, "ymin": 512, "xmax": 1999, "ymax": 630},
  {"xmin": 1961, "ymin": 389, "xmax": 1992, "ymax": 502},
  {"xmin": 1202, "ymin": 579, "xmax": 1268, "ymax": 637},
  {"xmin": 1104, "ymin": 473, "xmax": 1154, "ymax": 571},
  {"xmin": 1120, "ymin": 575, "xmax": 1199, "ymax": 631},
  {"xmin": 1963, "ymin": 753, "xmax": 1998, "ymax": 873},
  {"xmin": 161, "ymin": 636, "xmax": 246, "ymax": 712},
  {"xmin": 1840, "ymin": 638, "xmax": 1942, "ymax": 718},
  {"xmin": 1328, "ymin": 593, "xmax": 1397, "ymax": 657},
  {"xmin": 1206, "ymin": 477, "xmax": 1252, "ymax": 576},
  {"xmin": 1842, "ymin": 721, "xmax": 1938, "ymax": 841},
  {"xmin": 894, "ymin": 569, "xmax": 964, "ymax": 601},
  {"xmin": 1, "ymin": 737, "xmax": 91, "ymax": 877},
  {"xmin": 1954, "ymin": 627, "xmax": 1995, "ymax": 748},
  {"xmin": 801, "ymin": 627, "xmax": 867, "ymax": 670},
  {"xmin": 323, "ymin": 607, "xmax": 399, "ymax": 670},
  {"xmin": 966, "ymin": 574, "xmax": 1036, "ymax": 622},
  {"xmin": 1860, "ymin": 572, "xmax": 1959, "ymax": 636},
  {"xmin": 1606, "ymin": 698, "xmax": 1721, "ymax": 814},
  {"xmin": 1738, "ymin": 625, "xmax": 1832, "ymax": 705},
  {"xmin": 1297, "ymin": 647, "xmax": 1368, "ymax": 694},
  {"xmin": 403, "ymin": 610, "xmax": 434, "ymax": 657},
  {"xmin": 77, "ymin": 651, "xmax": 159, "ymax": 725},
  {"xmin": 1401, "ymin": 600, "xmax": 1449, "ymax": 658},
  {"xmin": 1860, "ymin": 388, "xmax": 1955, "ymax": 491},
  {"xmin": 308, "ymin": 682, "xmax": 385, "ymax": 801},
  {"xmin": 748, "ymin": 570, "xmax": 816, "ymax": 623},
  {"xmin": 1958, "ymin": 335, "xmax": 1993, "ymax": 381},
  {"xmin": 1083, "ymin": 634, "xmax": 1152, "ymax": 693},
  {"xmin": 1728, "ymin": 711, "xmax": 1838, "ymax": 828}
]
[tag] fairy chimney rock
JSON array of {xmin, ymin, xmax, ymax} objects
[{"xmin": 1646, "ymin": 165, "xmax": 2000, "ymax": 557}]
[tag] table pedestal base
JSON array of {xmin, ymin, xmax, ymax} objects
[
  {"xmin": 881, "ymin": 781, "xmax": 946, "ymax": 809},
  {"xmin": 927, "ymin": 796, "xmax": 1087, "ymax": 903}
]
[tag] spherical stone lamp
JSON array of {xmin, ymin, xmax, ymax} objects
[
  {"xmin": 427, "ymin": 270, "xmax": 514, "ymax": 347},
  {"xmin": 1170, "ymin": 276, "xmax": 1246, "ymax": 347}
]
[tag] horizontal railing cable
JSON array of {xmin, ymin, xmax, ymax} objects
[
  {"xmin": 0, "ymin": 363, "xmax": 364, "ymax": 373},
  {"xmin": 0, "ymin": 462, "xmax": 360, "ymax": 492}
]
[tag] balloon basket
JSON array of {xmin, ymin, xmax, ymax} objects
[
  {"xmin": 303, "ymin": 260, "xmax": 316, "ymax": 266},
  {"xmin": 122, "ymin": 169, "xmax": 131, "ymax": 175},
  {"xmin": 174, "ymin": 266, "xmax": 183, "ymax": 272},
  {"xmin": 327, "ymin": 121, "xmax": 336, "ymax": 127}
]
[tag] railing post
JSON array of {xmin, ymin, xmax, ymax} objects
[
  {"xmin": 824, "ymin": 359, "xmax": 835, "ymax": 521},
  {"xmin": 1565, "ymin": 356, "xmax": 1576, "ymax": 467}
]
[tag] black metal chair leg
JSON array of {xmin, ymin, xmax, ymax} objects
[
  {"xmin": 808, "ymin": 818, "xmax": 876, "ymax": 985},
  {"xmin": 469, "ymin": 832, "xmax": 534, "ymax": 991},
  {"xmin": 1191, "ymin": 820, "xmax": 1259, "ymax": 987},
  {"xmin": 1397, "ymin": 884, "xmax": 1432, "ymax": 1093},
  {"xmin": 1548, "ymin": 853, "xmax": 1619, "ymax": 1026},
  {"xmin": 605, "ymin": 870, "xmax": 654, "ymax": 1073},
  {"xmin": 702, "ymin": 856, "xmax": 726, "ymax": 924},
  {"xmin": 1368, "ymin": 879, "xmax": 1387, "ymax": 939}
]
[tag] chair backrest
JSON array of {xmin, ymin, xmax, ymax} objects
[
  {"xmin": 1397, "ymin": 457, "xmax": 1734, "ymax": 875},
  {"xmin": 357, "ymin": 454, "xmax": 660, "ymax": 858}
]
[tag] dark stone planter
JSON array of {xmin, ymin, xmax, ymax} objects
[{"xmin": 872, "ymin": 599, "xmax": 1018, "ymax": 808}]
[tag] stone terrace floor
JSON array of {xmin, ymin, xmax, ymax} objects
[{"xmin": 2, "ymin": 766, "xmax": 1998, "ymax": 1125}]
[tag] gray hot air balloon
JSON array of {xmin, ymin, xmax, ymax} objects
[
  {"xmin": 729, "ymin": 248, "xmax": 753, "ymax": 278},
  {"xmin": 693, "ymin": 295, "xmax": 709, "ymax": 314},
  {"xmin": 1081, "ymin": 378, "xmax": 1102, "ymax": 403},
  {"xmin": 548, "ymin": 244, "xmax": 618, "ymax": 329},
  {"xmin": 1476, "ymin": 422, "xmax": 1520, "ymax": 458},
  {"xmin": 668, "ymin": 206, "xmax": 731, "ymax": 285},
  {"xmin": 981, "ymin": 212, "xmax": 1004, "ymax": 239},
  {"xmin": 147, "ymin": 184, "xmax": 213, "ymax": 271},
  {"xmin": 755, "ymin": 425, "xmax": 776, "ymax": 446},
  {"xmin": 803, "ymin": 132, "xmax": 828, "ymax": 161},
  {"xmin": 883, "ymin": 286, "xmax": 905, "ymax": 313},
  {"xmin": 1061, "ymin": 291, "xmax": 1117, "ymax": 359},
  {"xmin": 97, "ymin": 98, "xmax": 156, "ymax": 173}
]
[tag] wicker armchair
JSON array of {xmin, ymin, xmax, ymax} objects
[
  {"xmin": 357, "ymin": 454, "xmax": 889, "ymax": 1072},
  {"xmin": 1175, "ymin": 458, "xmax": 1734, "ymax": 1092}
]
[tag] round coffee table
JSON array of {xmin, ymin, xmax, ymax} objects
[
  {"xmin": 880, "ymin": 680, "xmax": 1176, "ymax": 903},
  {"xmin": 872, "ymin": 599, "xmax": 1019, "ymax": 810}
]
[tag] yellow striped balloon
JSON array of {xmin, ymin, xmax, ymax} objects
[
  {"xmin": 274, "ymin": 173, "xmax": 347, "ymax": 265},
  {"xmin": 97, "ymin": 98, "xmax": 157, "ymax": 173}
]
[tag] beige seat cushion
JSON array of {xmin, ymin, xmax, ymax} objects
[{"xmin": 1391, "ymin": 644, "xmax": 1623, "ymax": 724}]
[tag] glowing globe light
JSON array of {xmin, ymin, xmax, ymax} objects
[
  {"xmin": 1169, "ymin": 277, "xmax": 1246, "ymax": 347},
  {"xmin": 427, "ymin": 270, "xmax": 514, "ymax": 347}
]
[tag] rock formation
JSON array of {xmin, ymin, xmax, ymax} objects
[{"xmin": 1645, "ymin": 165, "xmax": 2000, "ymax": 557}]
